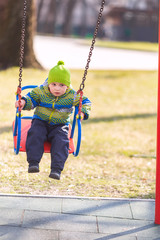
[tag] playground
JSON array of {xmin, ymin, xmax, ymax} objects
[
  {"xmin": 0, "ymin": 0, "xmax": 160, "ymax": 238},
  {"xmin": 0, "ymin": 56, "xmax": 159, "ymax": 239}
]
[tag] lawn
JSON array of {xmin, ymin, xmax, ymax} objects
[
  {"xmin": 81, "ymin": 39, "xmax": 158, "ymax": 52},
  {"xmin": 0, "ymin": 67, "xmax": 157, "ymax": 198}
]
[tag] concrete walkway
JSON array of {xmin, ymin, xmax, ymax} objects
[
  {"xmin": 0, "ymin": 194, "xmax": 159, "ymax": 240},
  {"xmin": 34, "ymin": 35, "xmax": 158, "ymax": 70}
]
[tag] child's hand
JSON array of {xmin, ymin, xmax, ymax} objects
[
  {"xmin": 15, "ymin": 99, "xmax": 26, "ymax": 110},
  {"xmin": 81, "ymin": 112, "xmax": 85, "ymax": 120},
  {"xmin": 76, "ymin": 112, "xmax": 84, "ymax": 121}
]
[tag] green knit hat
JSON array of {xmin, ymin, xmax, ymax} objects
[{"xmin": 48, "ymin": 60, "xmax": 71, "ymax": 87}]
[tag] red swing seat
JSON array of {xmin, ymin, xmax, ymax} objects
[{"xmin": 12, "ymin": 118, "xmax": 75, "ymax": 154}]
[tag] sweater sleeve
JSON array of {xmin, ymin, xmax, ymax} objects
[
  {"xmin": 73, "ymin": 92, "xmax": 91, "ymax": 120},
  {"xmin": 22, "ymin": 87, "xmax": 41, "ymax": 110}
]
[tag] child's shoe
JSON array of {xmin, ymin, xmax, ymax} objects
[
  {"xmin": 28, "ymin": 165, "xmax": 39, "ymax": 173},
  {"xmin": 49, "ymin": 170, "xmax": 61, "ymax": 180}
]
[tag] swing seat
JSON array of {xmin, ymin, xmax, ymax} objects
[
  {"xmin": 12, "ymin": 119, "xmax": 74, "ymax": 153},
  {"xmin": 13, "ymin": 85, "xmax": 81, "ymax": 156}
]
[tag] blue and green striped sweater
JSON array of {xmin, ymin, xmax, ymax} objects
[{"xmin": 23, "ymin": 83, "xmax": 91, "ymax": 125}]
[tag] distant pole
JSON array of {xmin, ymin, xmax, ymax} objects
[{"xmin": 155, "ymin": 0, "xmax": 160, "ymax": 225}]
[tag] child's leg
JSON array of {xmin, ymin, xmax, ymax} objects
[
  {"xmin": 26, "ymin": 119, "xmax": 48, "ymax": 168},
  {"xmin": 48, "ymin": 124, "xmax": 69, "ymax": 174}
]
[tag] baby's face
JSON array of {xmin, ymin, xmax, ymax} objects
[{"xmin": 48, "ymin": 82, "xmax": 68, "ymax": 97}]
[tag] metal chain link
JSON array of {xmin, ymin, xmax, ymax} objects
[
  {"xmin": 79, "ymin": 0, "xmax": 105, "ymax": 91},
  {"xmin": 18, "ymin": 0, "xmax": 27, "ymax": 88}
]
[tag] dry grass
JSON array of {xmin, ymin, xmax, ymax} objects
[{"xmin": 0, "ymin": 67, "xmax": 157, "ymax": 198}]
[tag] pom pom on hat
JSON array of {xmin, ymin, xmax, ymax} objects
[
  {"xmin": 57, "ymin": 60, "xmax": 64, "ymax": 65},
  {"xmin": 48, "ymin": 60, "xmax": 71, "ymax": 87}
]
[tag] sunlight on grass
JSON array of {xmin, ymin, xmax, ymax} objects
[
  {"xmin": 81, "ymin": 39, "xmax": 158, "ymax": 52},
  {"xmin": 0, "ymin": 67, "xmax": 157, "ymax": 198}
]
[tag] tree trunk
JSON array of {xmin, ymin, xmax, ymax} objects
[
  {"xmin": 0, "ymin": 0, "xmax": 42, "ymax": 69},
  {"xmin": 36, "ymin": 0, "xmax": 44, "ymax": 32},
  {"xmin": 44, "ymin": 0, "xmax": 57, "ymax": 34},
  {"xmin": 80, "ymin": 0, "xmax": 87, "ymax": 37},
  {"xmin": 62, "ymin": 0, "xmax": 77, "ymax": 36}
]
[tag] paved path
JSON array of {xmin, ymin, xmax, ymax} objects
[
  {"xmin": 34, "ymin": 35, "xmax": 158, "ymax": 70},
  {"xmin": 0, "ymin": 194, "xmax": 159, "ymax": 240}
]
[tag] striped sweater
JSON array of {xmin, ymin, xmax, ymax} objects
[{"xmin": 23, "ymin": 84, "xmax": 91, "ymax": 125}]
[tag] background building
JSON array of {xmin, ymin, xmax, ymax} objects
[
  {"xmin": 35, "ymin": 0, "xmax": 159, "ymax": 42},
  {"xmin": 104, "ymin": 0, "xmax": 159, "ymax": 42}
]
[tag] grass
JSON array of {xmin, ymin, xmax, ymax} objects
[
  {"xmin": 0, "ymin": 67, "xmax": 157, "ymax": 198},
  {"xmin": 80, "ymin": 39, "xmax": 158, "ymax": 52}
]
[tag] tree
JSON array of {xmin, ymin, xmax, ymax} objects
[
  {"xmin": 44, "ymin": 0, "xmax": 57, "ymax": 34},
  {"xmin": 80, "ymin": 0, "xmax": 87, "ymax": 37},
  {"xmin": 36, "ymin": 0, "xmax": 44, "ymax": 32},
  {"xmin": 62, "ymin": 0, "xmax": 78, "ymax": 36},
  {"xmin": 37, "ymin": 0, "xmax": 57, "ymax": 34},
  {"xmin": 0, "ymin": 0, "xmax": 42, "ymax": 69}
]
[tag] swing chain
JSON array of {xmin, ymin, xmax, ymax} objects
[
  {"xmin": 18, "ymin": 0, "xmax": 27, "ymax": 88},
  {"xmin": 79, "ymin": 0, "xmax": 105, "ymax": 91},
  {"xmin": 17, "ymin": 0, "xmax": 27, "ymax": 112},
  {"xmin": 77, "ymin": 89, "xmax": 83, "ymax": 116}
]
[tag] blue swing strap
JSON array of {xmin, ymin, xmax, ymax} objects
[
  {"xmin": 70, "ymin": 106, "xmax": 82, "ymax": 157},
  {"xmin": 71, "ymin": 89, "xmax": 83, "ymax": 156},
  {"xmin": 13, "ymin": 110, "xmax": 21, "ymax": 154},
  {"xmin": 13, "ymin": 85, "xmax": 82, "ymax": 156},
  {"xmin": 13, "ymin": 85, "xmax": 37, "ymax": 154}
]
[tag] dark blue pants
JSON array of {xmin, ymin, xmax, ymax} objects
[{"xmin": 26, "ymin": 119, "xmax": 69, "ymax": 173}]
